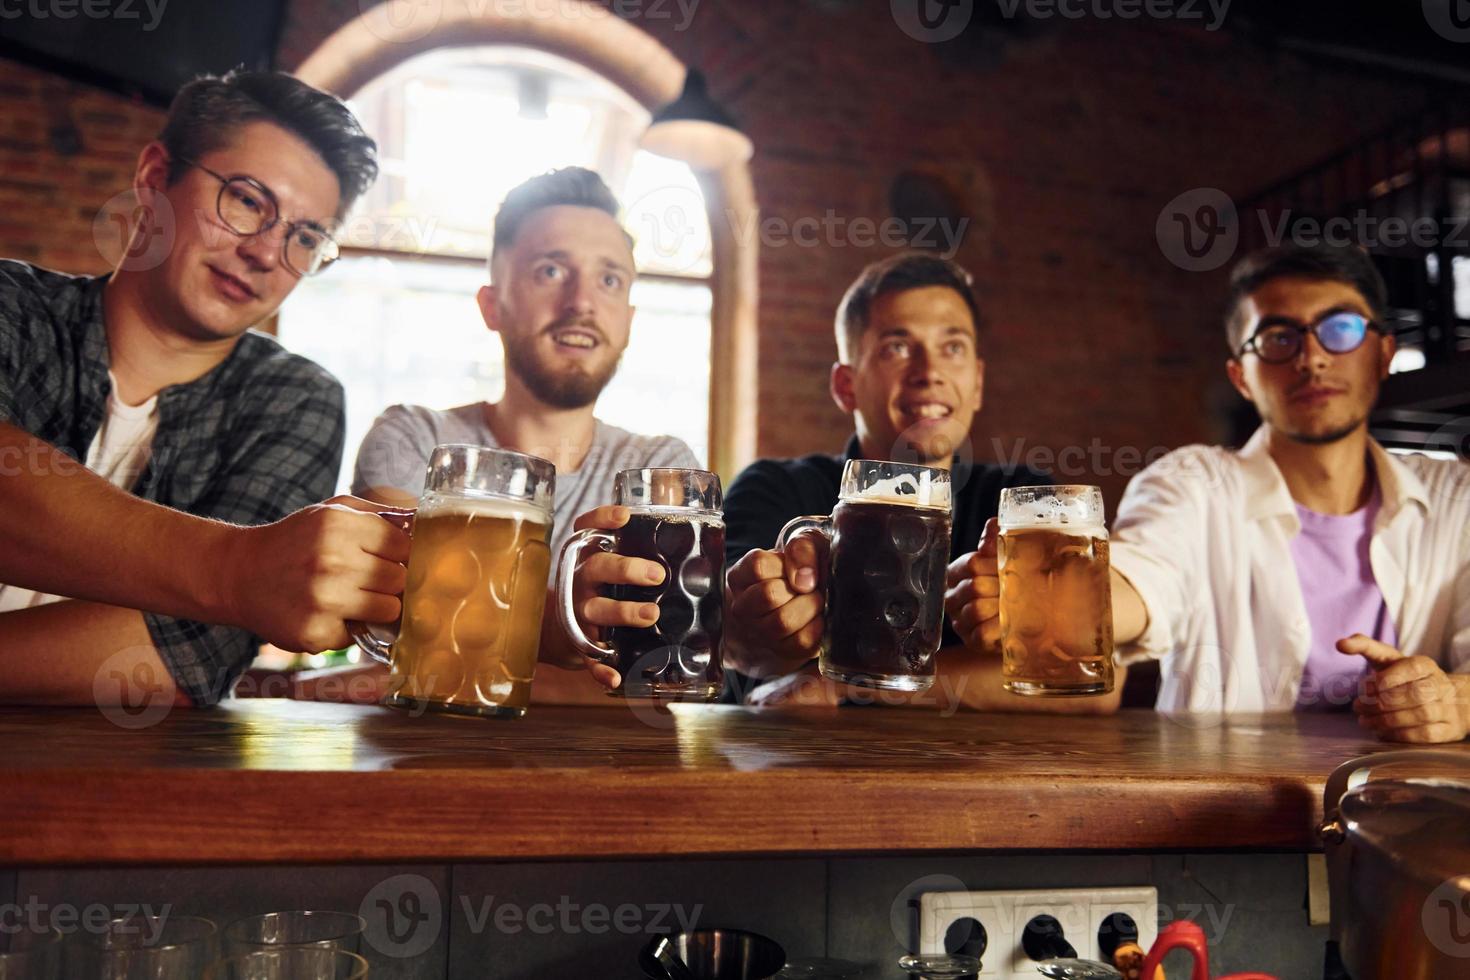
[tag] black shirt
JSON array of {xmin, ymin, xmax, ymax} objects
[{"xmin": 723, "ymin": 434, "xmax": 1052, "ymax": 651}]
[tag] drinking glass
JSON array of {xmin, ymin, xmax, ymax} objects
[
  {"xmin": 997, "ymin": 485, "xmax": 1115, "ymax": 696},
  {"xmin": 557, "ymin": 468, "xmax": 725, "ymax": 700},
  {"xmin": 777, "ymin": 460, "xmax": 952, "ymax": 692},
  {"xmin": 350, "ymin": 444, "xmax": 556, "ymax": 719}
]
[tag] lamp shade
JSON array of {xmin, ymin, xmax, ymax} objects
[{"xmin": 640, "ymin": 68, "xmax": 753, "ymax": 170}]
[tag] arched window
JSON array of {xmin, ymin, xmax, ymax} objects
[{"xmin": 279, "ymin": 46, "xmax": 715, "ymax": 491}]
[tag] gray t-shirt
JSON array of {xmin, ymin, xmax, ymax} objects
[{"xmin": 351, "ymin": 402, "xmax": 702, "ymax": 560}]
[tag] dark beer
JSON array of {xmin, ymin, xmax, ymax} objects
[
  {"xmin": 608, "ymin": 510, "xmax": 725, "ymax": 698},
  {"xmin": 823, "ymin": 498, "xmax": 951, "ymax": 690}
]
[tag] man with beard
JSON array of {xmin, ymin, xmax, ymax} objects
[
  {"xmin": 954, "ymin": 244, "xmax": 1470, "ymax": 742},
  {"xmin": 353, "ymin": 168, "xmax": 698, "ymax": 697},
  {"xmin": 720, "ymin": 253, "xmax": 1117, "ymax": 713}
]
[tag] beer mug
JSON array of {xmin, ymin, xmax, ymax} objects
[
  {"xmin": 776, "ymin": 460, "xmax": 952, "ymax": 692},
  {"xmin": 350, "ymin": 444, "xmax": 555, "ymax": 719},
  {"xmin": 556, "ymin": 468, "xmax": 725, "ymax": 701},
  {"xmin": 996, "ymin": 484, "xmax": 1115, "ymax": 696}
]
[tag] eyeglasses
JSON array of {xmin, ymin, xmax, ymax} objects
[
  {"xmin": 1237, "ymin": 311, "xmax": 1384, "ymax": 364},
  {"xmin": 181, "ymin": 158, "xmax": 340, "ymax": 277}
]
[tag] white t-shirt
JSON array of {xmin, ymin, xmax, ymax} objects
[
  {"xmin": 351, "ymin": 402, "xmax": 701, "ymax": 563},
  {"xmin": 0, "ymin": 373, "xmax": 159, "ymax": 611},
  {"xmin": 1110, "ymin": 427, "xmax": 1470, "ymax": 714}
]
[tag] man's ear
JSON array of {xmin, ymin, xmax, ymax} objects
[
  {"xmin": 133, "ymin": 141, "xmax": 170, "ymax": 202},
  {"xmin": 477, "ymin": 285, "xmax": 500, "ymax": 334},
  {"xmin": 1225, "ymin": 357, "xmax": 1253, "ymax": 404},
  {"xmin": 830, "ymin": 362, "xmax": 857, "ymax": 415},
  {"xmin": 1378, "ymin": 330, "xmax": 1397, "ymax": 380},
  {"xmin": 973, "ymin": 356, "xmax": 985, "ymax": 414}
]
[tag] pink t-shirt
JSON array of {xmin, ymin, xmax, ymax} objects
[{"xmin": 1289, "ymin": 485, "xmax": 1397, "ymax": 711}]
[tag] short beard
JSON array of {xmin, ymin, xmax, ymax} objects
[
  {"xmin": 501, "ymin": 330, "xmax": 620, "ymax": 410},
  {"xmin": 1282, "ymin": 416, "xmax": 1366, "ymax": 446}
]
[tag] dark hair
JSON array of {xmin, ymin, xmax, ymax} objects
[
  {"xmin": 834, "ymin": 253, "xmax": 982, "ymax": 362},
  {"xmin": 491, "ymin": 167, "xmax": 626, "ymax": 265},
  {"xmin": 1224, "ymin": 243, "xmax": 1388, "ymax": 352},
  {"xmin": 158, "ymin": 70, "xmax": 378, "ymax": 217}
]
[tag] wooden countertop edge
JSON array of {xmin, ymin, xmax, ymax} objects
[{"xmin": 1, "ymin": 768, "xmax": 1327, "ymax": 865}]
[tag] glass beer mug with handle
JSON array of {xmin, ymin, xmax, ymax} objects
[
  {"xmin": 556, "ymin": 468, "xmax": 725, "ymax": 701},
  {"xmin": 776, "ymin": 460, "xmax": 952, "ymax": 693},
  {"xmin": 349, "ymin": 444, "xmax": 556, "ymax": 719},
  {"xmin": 996, "ymin": 484, "xmax": 1115, "ymax": 696}
]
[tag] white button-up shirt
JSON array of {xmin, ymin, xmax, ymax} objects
[{"xmin": 1110, "ymin": 427, "xmax": 1470, "ymax": 713}]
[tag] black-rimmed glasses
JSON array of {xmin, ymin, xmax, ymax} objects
[
  {"xmin": 1237, "ymin": 310, "xmax": 1384, "ymax": 364},
  {"xmin": 182, "ymin": 158, "xmax": 340, "ymax": 277}
]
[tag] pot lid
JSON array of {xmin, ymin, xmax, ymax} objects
[{"xmin": 1341, "ymin": 779, "xmax": 1470, "ymax": 889}]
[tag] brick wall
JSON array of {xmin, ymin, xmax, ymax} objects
[
  {"xmin": 0, "ymin": 61, "xmax": 161, "ymax": 273},
  {"xmin": 0, "ymin": 2, "xmax": 1433, "ymax": 506}
]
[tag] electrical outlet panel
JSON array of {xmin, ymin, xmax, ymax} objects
[{"xmin": 918, "ymin": 886, "xmax": 1159, "ymax": 978}]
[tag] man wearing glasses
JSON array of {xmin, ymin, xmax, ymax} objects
[
  {"xmin": 955, "ymin": 243, "xmax": 1470, "ymax": 741},
  {"xmin": 0, "ymin": 71, "xmax": 412, "ymax": 707}
]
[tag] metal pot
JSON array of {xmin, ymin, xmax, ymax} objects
[
  {"xmin": 639, "ymin": 929, "xmax": 787, "ymax": 980},
  {"xmin": 1319, "ymin": 749, "xmax": 1470, "ymax": 980}
]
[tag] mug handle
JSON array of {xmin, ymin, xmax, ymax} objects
[
  {"xmin": 1140, "ymin": 921, "xmax": 1209, "ymax": 980},
  {"xmin": 774, "ymin": 514, "xmax": 832, "ymax": 553},
  {"xmin": 346, "ymin": 509, "xmax": 416, "ymax": 666},
  {"xmin": 555, "ymin": 528, "xmax": 619, "ymax": 667}
]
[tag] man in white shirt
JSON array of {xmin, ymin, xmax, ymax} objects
[{"xmin": 950, "ymin": 244, "xmax": 1469, "ymax": 742}]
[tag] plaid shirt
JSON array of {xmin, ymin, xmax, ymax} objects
[{"xmin": 0, "ymin": 260, "xmax": 345, "ymax": 704}]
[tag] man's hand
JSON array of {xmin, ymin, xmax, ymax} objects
[
  {"xmin": 219, "ymin": 495, "xmax": 412, "ymax": 653},
  {"xmin": 945, "ymin": 517, "xmax": 1000, "ymax": 654},
  {"xmin": 549, "ymin": 505, "xmax": 664, "ymax": 690},
  {"xmin": 722, "ymin": 532, "xmax": 828, "ymax": 678},
  {"xmin": 1340, "ymin": 634, "xmax": 1468, "ymax": 744}
]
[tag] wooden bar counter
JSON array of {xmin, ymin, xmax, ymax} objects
[{"xmin": 0, "ymin": 702, "xmax": 1391, "ymax": 867}]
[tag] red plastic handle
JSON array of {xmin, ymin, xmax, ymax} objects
[{"xmin": 1141, "ymin": 921, "xmax": 1209, "ymax": 980}]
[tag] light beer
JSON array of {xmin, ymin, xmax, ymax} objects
[
  {"xmin": 998, "ymin": 521, "xmax": 1114, "ymax": 696},
  {"xmin": 386, "ymin": 495, "xmax": 551, "ymax": 716}
]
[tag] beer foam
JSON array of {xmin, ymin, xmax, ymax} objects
[
  {"xmin": 847, "ymin": 475, "xmax": 951, "ymax": 510},
  {"xmin": 999, "ymin": 486, "xmax": 1105, "ymax": 531},
  {"xmin": 627, "ymin": 505, "xmax": 721, "ymax": 521},
  {"xmin": 418, "ymin": 492, "xmax": 550, "ymax": 526}
]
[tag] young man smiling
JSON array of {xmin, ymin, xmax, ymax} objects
[
  {"xmin": 954, "ymin": 243, "xmax": 1470, "ymax": 741},
  {"xmin": 0, "ymin": 72, "xmax": 412, "ymax": 707},
  {"xmin": 721, "ymin": 253, "xmax": 1116, "ymax": 712}
]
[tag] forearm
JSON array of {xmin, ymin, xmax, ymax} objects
[
  {"xmin": 0, "ymin": 601, "xmax": 187, "ymax": 706},
  {"xmin": 1110, "ymin": 567, "xmax": 1149, "ymax": 646},
  {"xmin": 0, "ymin": 424, "xmax": 237, "ymax": 625},
  {"xmin": 932, "ymin": 647, "xmax": 1125, "ymax": 715}
]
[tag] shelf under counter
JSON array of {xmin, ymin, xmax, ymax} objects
[{"xmin": 0, "ymin": 701, "xmax": 1393, "ymax": 866}]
